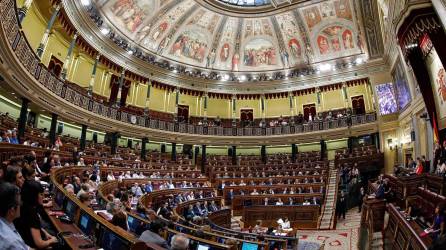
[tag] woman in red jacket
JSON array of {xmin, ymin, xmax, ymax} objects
[{"xmin": 415, "ymin": 158, "xmax": 424, "ymax": 175}]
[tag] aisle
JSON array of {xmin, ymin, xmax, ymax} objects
[{"xmin": 297, "ymin": 209, "xmax": 361, "ymax": 250}]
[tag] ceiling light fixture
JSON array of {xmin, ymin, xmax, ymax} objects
[
  {"xmin": 81, "ymin": 0, "xmax": 91, "ymax": 6},
  {"xmin": 355, "ymin": 58, "xmax": 363, "ymax": 65},
  {"xmin": 318, "ymin": 64, "xmax": 332, "ymax": 72},
  {"xmin": 100, "ymin": 27, "xmax": 110, "ymax": 35}
]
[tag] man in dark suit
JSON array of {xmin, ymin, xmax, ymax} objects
[
  {"xmin": 193, "ymin": 202, "xmax": 203, "ymax": 216},
  {"xmin": 184, "ymin": 204, "xmax": 196, "ymax": 218},
  {"xmin": 336, "ymin": 190, "xmax": 347, "ymax": 220},
  {"xmin": 228, "ymin": 189, "xmax": 234, "ymax": 200},
  {"xmin": 208, "ymin": 201, "xmax": 218, "ymax": 212}
]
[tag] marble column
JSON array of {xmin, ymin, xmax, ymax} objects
[
  {"xmin": 36, "ymin": 4, "xmax": 61, "ymax": 58},
  {"xmin": 17, "ymin": 98, "xmax": 30, "ymax": 143}
]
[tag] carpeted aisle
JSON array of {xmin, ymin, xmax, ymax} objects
[{"xmin": 297, "ymin": 209, "xmax": 361, "ymax": 250}]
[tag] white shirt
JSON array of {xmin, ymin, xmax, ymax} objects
[
  {"xmin": 282, "ymin": 220, "xmax": 290, "ymax": 229},
  {"xmin": 107, "ymin": 174, "xmax": 115, "ymax": 181}
]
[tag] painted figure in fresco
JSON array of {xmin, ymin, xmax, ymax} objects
[
  {"xmin": 206, "ymin": 49, "xmax": 216, "ymax": 68},
  {"xmin": 232, "ymin": 53, "xmax": 240, "ymax": 71},
  {"xmin": 153, "ymin": 22, "xmax": 168, "ymax": 40},
  {"xmin": 112, "ymin": 0, "xmax": 133, "ymax": 16},
  {"xmin": 343, "ymin": 30, "xmax": 354, "ymax": 49},
  {"xmin": 243, "ymin": 39, "xmax": 277, "ymax": 67},
  {"xmin": 332, "ymin": 38, "xmax": 341, "ymax": 52},
  {"xmin": 137, "ymin": 25, "xmax": 152, "ymax": 44},
  {"xmin": 281, "ymin": 50, "xmax": 289, "ymax": 68},
  {"xmin": 320, "ymin": 2, "xmax": 334, "ymax": 18},
  {"xmin": 304, "ymin": 7, "xmax": 321, "ymax": 29},
  {"xmin": 220, "ymin": 43, "xmax": 230, "ymax": 62},
  {"xmin": 126, "ymin": 8, "xmax": 144, "ymax": 32},
  {"xmin": 335, "ymin": 0, "xmax": 353, "ymax": 20},
  {"xmin": 437, "ymin": 68, "xmax": 446, "ymax": 103},
  {"xmin": 157, "ymin": 35, "xmax": 171, "ymax": 54},
  {"xmin": 317, "ymin": 36, "xmax": 330, "ymax": 55},
  {"xmin": 288, "ymin": 39, "xmax": 301, "ymax": 59},
  {"xmin": 170, "ymin": 32, "xmax": 208, "ymax": 63}
]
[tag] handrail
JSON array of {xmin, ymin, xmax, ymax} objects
[{"xmin": 0, "ymin": 0, "xmax": 378, "ymax": 145}]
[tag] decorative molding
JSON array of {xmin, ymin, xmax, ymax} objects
[{"xmin": 359, "ymin": 0, "xmax": 384, "ymax": 59}]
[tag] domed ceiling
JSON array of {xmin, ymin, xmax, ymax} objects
[{"xmin": 93, "ymin": 0, "xmax": 365, "ymax": 73}]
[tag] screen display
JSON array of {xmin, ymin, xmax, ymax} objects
[
  {"xmin": 197, "ymin": 244, "xmax": 209, "ymax": 250},
  {"xmin": 101, "ymin": 228, "xmax": 130, "ymax": 250},
  {"xmin": 242, "ymin": 242, "xmax": 258, "ymax": 250},
  {"xmin": 375, "ymin": 83, "xmax": 398, "ymax": 115},
  {"xmin": 65, "ymin": 200, "xmax": 77, "ymax": 220},
  {"xmin": 127, "ymin": 215, "xmax": 140, "ymax": 234},
  {"xmin": 54, "ymin": 190, "xmax": 64, "ymax": 207},
  {"xmin": 78, "ymin": 213, "xmax": 92, "ymax": 235}
]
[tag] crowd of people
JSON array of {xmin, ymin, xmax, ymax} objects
[{"xmin": 190, "ymin": 107, "xmax": 362, "ymax": 129}]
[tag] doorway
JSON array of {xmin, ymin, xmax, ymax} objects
[
  {"xmin": 303, "ymin": 104, "xmax": 316, "ymax": 121},
  {"xmin": 351, "ymin": 95, "xmax": 365, "ymax": 115},
  {"xmin": 240, "ymin": 109, "xmax": 253, "ymax": 127},
  {"xmin": 177, "ymin": 105, "xmax": 189, "ymax": 123}
]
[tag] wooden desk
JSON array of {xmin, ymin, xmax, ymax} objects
[
  {"xmin": 242, "ymin": 205, "xmax": 320, "ymax": 229},
  {"xmin": 207, "ymin": 209, "xmax": 232, "ymax": 229},
  {"xmin": 231, "ymin": 193, "xmax": 322, "ymax": 215},
  {"xmin": 44, "ymin": 206, "xmax": 96, "ymax": 250},
  {"xmin": 386, "ymin": 203, "xmax": 431, "ymax": 250}
]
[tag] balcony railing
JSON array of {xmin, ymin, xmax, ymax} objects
[{"xmin": 0, "ymin": 1, "xmax": 377, "ymax": 137}]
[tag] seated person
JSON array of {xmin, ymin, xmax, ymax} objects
[
  {"xmin": 282, "ymin": 217, "xmax": 291, "ymax": 229},
  {"xmin": 111, "ymin": 210, "xmax": 128, "ymax": 231},
  {"xmin": 428, "ymin": 204, "xmax": 445, "ymax": 239},
  {"xmin": 404, "ymin": 199, "xmax": 421, "ymax": 218},
  {"xmin": 275, "ymin": 198, "xmax": 284, "ymax": 205},
  {"xmin": 252, "ymin": 220, "xmax": 263, "ymax": 233},
  {"xmin": 16, "ymin": 180, "xmax": 59, "ymax": 249},
  {"xmin": 139, "ymin": 220, "xmax": 169, "ymax": 248},
  {"xmin": 0, "ymin": 182, "xmax": 29, "ymax": 250},
  {"xmin": 208, "ymin": 201, "xmax": 219, "ymax": 212}
]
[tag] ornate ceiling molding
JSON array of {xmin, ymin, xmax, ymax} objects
[{"xmin": 59, "ymin": 0, "xmax": 387, "ymax": 94}]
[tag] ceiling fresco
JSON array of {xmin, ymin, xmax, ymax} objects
[{"xmin": 94, "ymin": 0, "xmax": 365, "ymax": 72}]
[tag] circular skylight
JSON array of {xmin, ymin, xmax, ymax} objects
[{"xmin": 218, "ymin": 0, "xmax": 271, "ymax": 7}]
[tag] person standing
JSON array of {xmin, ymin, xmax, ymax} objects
[
  {"xmin": 358, "ymin": 187, "xmax": 365, "ymax": 213},
  {"xmin": 337, "ymin": 190, "xmax": 347, "ymax": 220}
]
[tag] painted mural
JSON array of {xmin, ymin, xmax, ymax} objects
[
  {"xmin": 170, "ymin": 30, "xmax": 209, "ymax": 63},
  {"xmin": 96, "ymin": 0, "xmax": 365, "ymax": 72},
  {"xmin": 276, "ymin": 12, "xmax": 304, "ymax": 66},
  {"xmin": 243, "ymin": 39, "xmax": 277, "ymax": 67},
  {"xmin": 215, "ymin": 18, "xmax": 238, "ymax": 70},
  {"xmin": 391, "ymin": 57, "xmax": 412, "ymax": 110},
  {"xmin": 103, "ymin": 0, "xmax": 159, "ymax": 34}
]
